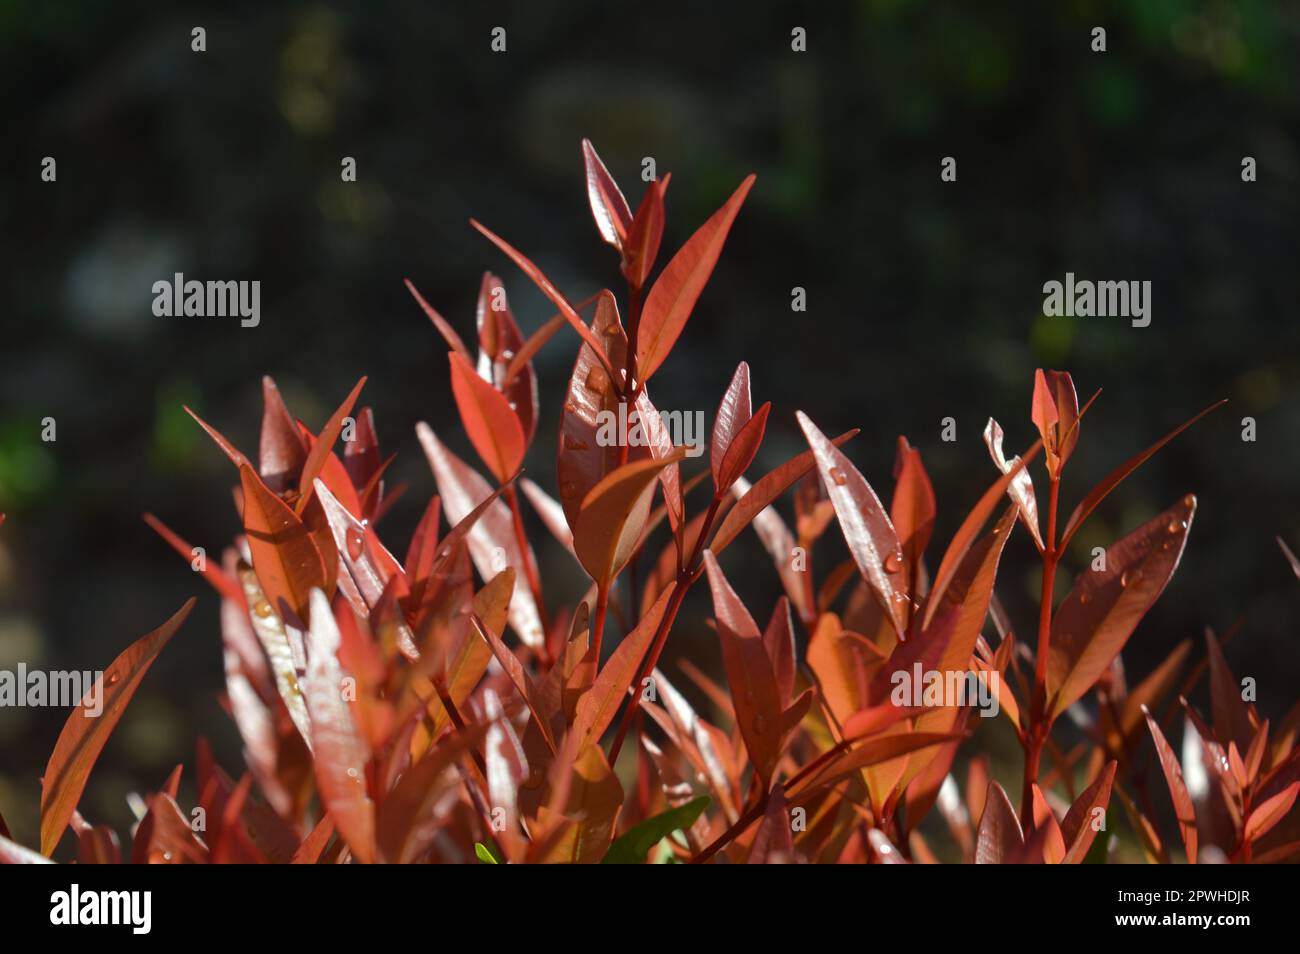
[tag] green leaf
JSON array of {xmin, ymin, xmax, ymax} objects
[
  {"xmin": 600, "ymin": 796, "xmax": 710, "ymax": 864},
  {"xmin": 475, "ymin": 842, "xmax": 500, "ymax": 864}
]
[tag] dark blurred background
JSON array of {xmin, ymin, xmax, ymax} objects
[{"xmin": 1, "ymin": 1, "xmax": 1297, "ymax": 846}]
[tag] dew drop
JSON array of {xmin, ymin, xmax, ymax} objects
[
  {"xmin": 883, "ymin": 552, "xmax": 903, "ymax": 574},
  {"xmin": 584, "ymin": 366, "xmax": 610, "ymax": 392},
  {"xmin": 829, "ymin": 467, "xmax": 848, "ymax": 486},
  {"xmin": 1079, "ymin": 593, "xmax": 1091, "ymax": 605},
  {"xmin": 107, "ymin": 671, "xmax": 121, "ymax": 685},
  {"xmin": 254, "ymin": 601, "xmax": 273, "ymax": 618},
  {"xmin": 1120, "ymin": 570, "xmax": 1131, "ymax": 587},
  {"xmin": 346, "ymin": 529, "xmax": 365, "ymax": 560},
  {"xmin": 501, "ymin": 348, "xmax": 515, "ymax": 361},
  {"xmin": 1166, "ymin": 518, "xmax": 1185, "ymax": 534}
]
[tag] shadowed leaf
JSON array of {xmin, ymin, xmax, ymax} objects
[
  {"xmin": 40, "ymin": 599, "xmax": 194, "ymax": 856},
  {"xmin": 1047, "ymin": 496, "xmax": 1196, "ymax": 719},
  {"xmin": 975, "ymin": 780, "xmax": 1023, "ymax": 864},
  {"xmin": 1144, "ymin": 706, "xmax": 1198, "ymax": 863}
]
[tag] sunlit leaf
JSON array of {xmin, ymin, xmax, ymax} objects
[
  {"xmin": 240, "ymin": 463, "xmax": 330, "ymax": 624},
  {"xmin": 582, "ymin": 138, "xmax": 632, "ymax": 251},
  {"xmin": 797, "ymin": 411, "xmax": 906, "ymax": 639},
  {"xmin": 448, "ymin": 350, "xmax": 526, "ymax": 485},
  {"xmin": 304, "ymin": 590, "xmax": 374, "ymax": 864},
  {"xmin": 572, "ymin": 450, "xmax": 686, "ymax": 588},
  {"xmin": 636, "ymin": 174, "xmax": 755, "ymax": 382}
]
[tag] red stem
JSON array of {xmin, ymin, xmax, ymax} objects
[
  {"xmin": 1023, "ymin": 475, "xmax": 1060, "ymax": 828},
  {"xmin": 591, "ymin": 582, "xmax": 611, "ymax": 661},
  {"xmin": 608, "ymin": 494, "xmax": 723, "ymax": 764}
]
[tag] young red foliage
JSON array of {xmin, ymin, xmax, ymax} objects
[{"xmin": 6, "ymin": 142, "xmax": 1293, "ymax": 870}]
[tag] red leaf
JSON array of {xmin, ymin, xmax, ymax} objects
[
  {"xmin": 622, "ymin": 174, "xmax": 669, "ymax": 290},
  {"xmin": 303, "ymin": 590, "xmax": 375, "ymax": 863},
  {"xmin": 404, "ymin": 495, "xmax": 442, "ymax": 606},
  {"xmin": 582, "ymin": 138, "xmax": 632, "ymax": 251},
  {"xmin": 405, "ymin": 278, "xmax": 472, "ymax": 362},
  {"xmin": 717, "ymin": 404, "xmax": 770, "ymax": 494},
  {"xmin": 923, "ymin": 440, "xmax": 1042, "ymax": 629},
  {"xmin": 797, "ymin": 411, "xmax": 906, "ymax": 639},
  {"xmin": 1144, "ymin": 706, "xmax": 1198, "ymax": 863},
  {"xmin": 890, "ymin": 436, "xmax": 937, "ymax": 571},
  {"xmin": 749, "ymin": 783, "xmax": 794, "ymax": 863},
  {"xmin": 983, "ymin": 417, "xmax": 1043, "ymax": 551},
  {"xmin": 476, "ymin": 272, "xmax": 539, "ymax": 445},
  {"xmin": 291, "ymin": 815, "xmax": 335, "ymax": 864},
  {"xmin": 376, "ymin": 724, "xmax": 491, "ymax": 863},
  {"xmin": 142, "ymin": 512, "xmax": 244, "ymax": 604},
  {"xmin": 417, "ymin": 424, "xmax": 544, "ymax": 648},
  {"xmin": 711, "ymin": 362, "xmax": 752, "ymax": 485},
  {"xmin": 1245, "ymin": 782, "xmax": 1300, "ymax": 844},
  {"xmin": 1205, "ymin": 627, "xmax": 1254, "ymax": 752},
  {"xmin": 40, "ymin": 599, "xmax": 195, "ymax": 856},
  {"xmin": 572, "ymin": 587, "xmax": 674, "ymax": 746},
  {"xmin": 572, "ymin": 450, "xmax": 686, "ymax": 588},
  {"xmin": 1047, "ymin": 495, "xmax": 1196, "ymax": 719},
  {"xmin": 240, "ymin": 464, "xmax": 330, "ymax": 625},
  {"xmin": 763, "ymin": 596, "xmax": 797, "ymax": 704},
  {"xmin": 471, "ymin": 583, "xmax": 557, "ymax": 755},
  {"xmin": 313, "ymin": 479, "xmax": 409, "ymax": 641},
  {"xmin": 793, "ymin": 732, "xmax": 964, "ymax": 796},
  {"xmin": 470, "ymin": 219, "xmax": 618, "ymax": 379},
  {"xmin": 296, "ymin": 376, "xmax": 367, "ymax": 511},
  {"xmin": 557, "ymin": 292, "xmax": 645, "ymax": 529},
  {"xmin": 1058, "ymin": 399, "xmax": 1226, "ymax": 548},
  {"xmin": 710, "ymin": 429, "xmax": 859, "ymax": 555},
  {"xmin": 259, "ymin": 376, "xmax": 309, "ymax": 492},
  {"xmin": 636, "ymin": 174, "xmax": 755, "ymax": 382},
  {"xmin": 703, "ymin": 552, "xmax": 783, "ymax": 788},
  {"xmin": 1060, "ymin": 761, "xmax": 1117, "ymax": 863},
  {"xmin": 343, "ymin": 405, "xmax": 382, "ymax": 495},
  {"xmin": 448, "ymin": 350, "xmax": 526, "ymax": 484},
  {"xmin": 185, "ymin": 405, "xmax": 252, "ymax": 470},
  {"xmin": 1031, "ymin": 369, "xmax": 1079, "ymax": 478},
  {"xmin": 974, "ymin": 780, "xmax": 1024, "ymax": 864}
]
